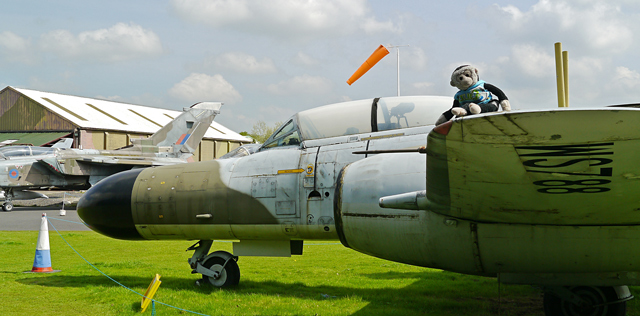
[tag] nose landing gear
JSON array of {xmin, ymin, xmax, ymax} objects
[{"xmin": 188, "ymin": 240, "xmax": 240, "ymax": 288}]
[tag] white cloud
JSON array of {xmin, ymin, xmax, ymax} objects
[
  {"xmin": 39, "ymin": 23, "xmax": 163, "ymax": 62},
  {"xmin": 510, "ymin": 44, "xmax": 555, "ymax": 78},
  {"xmin": 0, "ymin": 31, "xmax": 35, "ymax": 64},
  {"xmin": 611, "ymin": 66, "xmax": 640, "ymax": 90},
  {"xmin": 488, "ymin": 0, "xmax": 633, "ymax": 54},
  {"xmin": 212, "ymin": 52, "xmax": 277, "ymax": 74},
  {"xmin": 0, "ymin": 31, "xmax": 30, "ymax": 52},
  {"xmin": 569, "ymin": 56, "xmax": 608, "ymax": 84},
  {"xmin": 400, "ymin": 47, "xmax": 427, "ymax": 70},
  {"xmin": 613, "ymin": 66, "xmax": 640, "ymax": 81},
  {"xmin": 291, "ymin": 52, "xmax": 320, "ymax": 67},
  {"xmin": 266, "ymin": 75, "xmax": 332, "ymax": 96},
  {"xmin": 169, "ymin": 73, "xmax": 242, "ymax": 104},
  {"xmin": 472, "ymin": 40, "xmax": 640, "ymax": 109},
  {"xmin": 95, "ymin": 95, "xmax": 125, "ymax": 102},
  {"xmin": 360, "ymin": 16, "xmax": 398, "ymax": 34},
  {"xmin": 405, "ymin": 81, "xmax": 434, "ymax": 95},
  {"xmin": 170, "ymin": 0, "xmax": 400, "ymax": 39}
]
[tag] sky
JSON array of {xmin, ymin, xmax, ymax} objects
[{"xmin": 1, "ymin": 0, "xmax": 640, "ymax": 133}]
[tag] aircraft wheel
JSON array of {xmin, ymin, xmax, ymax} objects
[
  {"xmin": 201, "ymin": 255, "xmax": 240, "ymax": 288},
  {"xmin": 2, "ymin": 203, "xmax": 12, "ymax": 212},
  {"xmin": 543, "ymin": 286, "xmax": 626, "ymax": 316}
]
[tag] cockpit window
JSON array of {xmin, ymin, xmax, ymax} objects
[
  {"xmin": 31, "ymin": 147, "xmax": 56, "ymax": 156},
  {"xmin": 0, "ymin": 146, "xmax": 55, "ymax": 158},
  {"xmin": 271, "ymin": 120, "xmax": 295, "ymax": 140},
  {"xmin": 377, "ymin": 99, "xmax": 416, "ymax": 131},
  {"xmin": 0, "ymin": 146, "xmax": 28, "ymax": 158},
  {"xmin": 257, "ymin": 96, "xmax": 452, "ymax": 144},
  {"xmin": 262, "ymin": 120, "xmax": 302, "ymax": 149},
  {"xmin": 297, "ymin": 99, "xmax": 373, "ymax": 140},
  {"xmin": 218, "ymin": 144, "xmax": 261, "ymax": 159}
]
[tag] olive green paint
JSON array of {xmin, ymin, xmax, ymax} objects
[
  {"xmin": 132, "ymin": 160, "xmax": 278, "ymax": 227},
  {"xmin": 0, "ymin": 88, "xmax": 77, "ymax": 131},
  {"xmin": 437, "ymin": 110, "xmax": 640, "ymax": 225}
]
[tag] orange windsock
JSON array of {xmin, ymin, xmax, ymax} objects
[{"xmin": 347, "ymin": 45, "xmax": 390, "ymax": 85}]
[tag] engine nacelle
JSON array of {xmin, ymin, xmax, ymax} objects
[
  {"xmin": 333, "ymin": 153, "xmax": 484, "ymax": 276},
  {"xmin": 334, "ymin": 152, "xmax": 640, "ymax": 283}
]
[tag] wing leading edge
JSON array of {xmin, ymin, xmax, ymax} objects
[{"xmin": 426, "ymin": 108, "xmax": 640, "ymax": 226}]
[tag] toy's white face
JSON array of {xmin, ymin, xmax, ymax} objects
[{"xmin": 452, "ymin": 68, "xmax": 477, "ymax": 90}]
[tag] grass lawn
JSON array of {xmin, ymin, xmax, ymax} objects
[{"xmin": 1, "ymin": 228, "xmax": 638, "ymax": 316}]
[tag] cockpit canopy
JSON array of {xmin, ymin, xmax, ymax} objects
[
  {"xmin": 262, "ymin": 95, "xmax": 451, "ymax": 149},
  {"xmin": 0, "ymin": 146, "xmax": 56, "ymax": 159},
  {"xmin": 219, "ymin": 144, "xmax": 261, "ymax": 159}
]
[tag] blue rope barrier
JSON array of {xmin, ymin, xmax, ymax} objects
[
  {"xmin": 46, "ymin": 216, "xmax": 210, "ymax": 316},
  {"xmin": 46, "ymin": 217, "xmax": 86, "ymax": 225}
]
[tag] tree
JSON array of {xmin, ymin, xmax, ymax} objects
[{"xmin": 248, "ymin": 120, "xmax": 282, "ymax": 144}]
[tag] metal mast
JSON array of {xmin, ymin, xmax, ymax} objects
[{"xmin": 386, "ymin": 45, "xmax": 409, "ymax": 96}]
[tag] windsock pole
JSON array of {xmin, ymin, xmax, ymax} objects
[
  {"xmin": 31, "ymin": 213, "xmax": 54, "ymax": 273},
  {"xmin": 346, "ymin": 45, "xmax": 390, "ymax": 85},
  {"xmin": 386, "ymin": 44, "xmax": 409, "ymax": 96}
]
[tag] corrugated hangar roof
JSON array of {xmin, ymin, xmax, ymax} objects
[{"xmin": 12, "ymin": 86, "xmax": 251, "ymax": 142}]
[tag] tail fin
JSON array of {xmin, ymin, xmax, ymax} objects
[
  {"xmin": 51, "ymin": 138, "xmax": 74, "ymax": 148},
  {"xmin": 126, "ymin": 102, "xmax": 221, "ymax": 157}
]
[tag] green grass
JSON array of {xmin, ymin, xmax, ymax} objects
[{"xmin": 1, "ymin": 230, "xmax": 638, "ymax": 316}]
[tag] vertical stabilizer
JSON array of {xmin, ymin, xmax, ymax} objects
[{"xmin": 125, "ymin": 102, "xmax": 222, "ymax": 157}]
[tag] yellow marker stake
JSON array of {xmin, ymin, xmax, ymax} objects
[
  {"xmin": 562, "ymin": 50, "xmax": 569, "ymax": 107},
  {"xmin": 141, "ymin": 274, "xmax": 162, "ymax": 313},
  {"xmin": 554, "ymin": 42, "xmax": 566, "ymax": 108}
]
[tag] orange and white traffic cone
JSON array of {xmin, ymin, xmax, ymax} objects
[{"xmin": 31, "ymin": 213, "xmax": 54, "ymax": 273}]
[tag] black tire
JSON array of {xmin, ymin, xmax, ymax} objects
[
  {"xmin": 543, "ymin": 286, "xmax": 626, "ymax": 316},
  {"xmin": 2, "ymin": 203, "xmax": 12, "ymax": 212},
  {"xmin": 201, "ymin": 256, "xmax": 240, "ymax": 288}
]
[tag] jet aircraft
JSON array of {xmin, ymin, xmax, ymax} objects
[
  {"xmin": 0, "ymin": 102, "xmax": 221, "ymax": 211},
  {"xmin": 0, "ymin": 137, "xmax": 76, "ymax": 204},
  {"xmin": 78, "ymin": 96, "xmax": 638, "ymax": 316}
]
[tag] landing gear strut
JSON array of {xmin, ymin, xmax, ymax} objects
[
  {"xmin": 543, "ymin": 286, "xmax": 632, "ymax": 316},
  {"xmin": 2, "ymin": 188, "xmax": 13, "ymax": 212},
  {"xmin": 188, "ymin": 240, "xmax": 240, "ymax": 288}
]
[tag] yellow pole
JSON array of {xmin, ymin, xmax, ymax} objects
[
  {"xmin": 554, "ymin": 42, "xmax": 566, "ymax": 108},
  {"xmin": 562, "ymin": 50, "xmax": 569, "ymax": 107}
]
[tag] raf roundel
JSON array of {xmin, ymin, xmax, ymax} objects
[{"xmin": 8, "ymin": 169, "xmax": 19, "ymax": 179}]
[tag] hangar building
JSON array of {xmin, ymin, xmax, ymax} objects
[{"xmin": 0, "ymin": 86, "xmax": 251, "ymax": 160}]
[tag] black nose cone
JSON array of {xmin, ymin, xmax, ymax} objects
[{"xmin": 78, "ymin": 169, "xmax": 144, "ymax": 240}]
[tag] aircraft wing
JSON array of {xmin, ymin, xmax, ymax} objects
[
  {"xmin": 71, "ymin": 157, "xmax": 177, "ymax": 167},
  {"xmin": 36, "ymin": 156, "xmax": 178, "ymax": 176},
  {"xmin": 426, "ymin": 108, "xmax": 640, "ymax": 226}
]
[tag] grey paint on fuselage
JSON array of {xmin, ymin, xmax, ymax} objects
[{"xmin": 79, "ymin": 96, "xmax": 454, "ymax": 241}]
